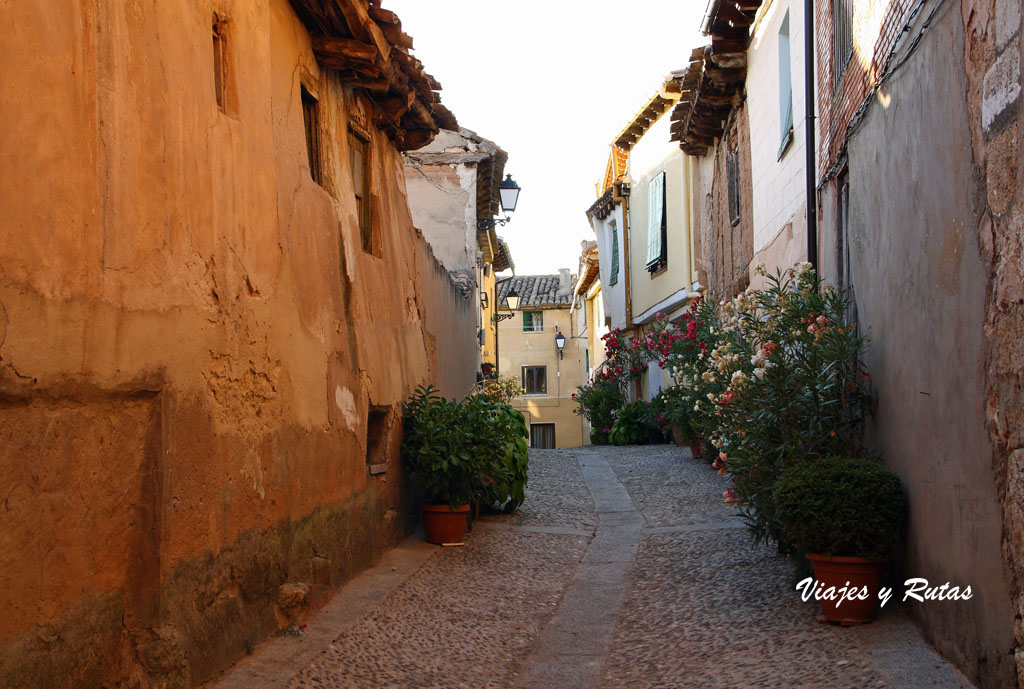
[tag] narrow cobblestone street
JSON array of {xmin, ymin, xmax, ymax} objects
[{"xmin": 209, "ymin": 446, "xmax": 972, "ymax": 689}]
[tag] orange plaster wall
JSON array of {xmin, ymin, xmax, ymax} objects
[{"xmin": 0, "ymin": 0, "xmax": 476, "ymax": 684}]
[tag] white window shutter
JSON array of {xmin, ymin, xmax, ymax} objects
[{"xmin": 646, "ymin": 172, "xmax": 665, "ymax": 266}]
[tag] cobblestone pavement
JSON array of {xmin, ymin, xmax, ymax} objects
[{"xmin": 208, "ymin": 444, "xmax": 973, "ymax": 689}]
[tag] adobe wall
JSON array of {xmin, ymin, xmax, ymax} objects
[
  {"xmin": 0, "ymin": 1, "xmax": 474, "ymax": 687},
  {"xmin": 818, "ymin": 2, "xmax": 1017, "ymax": 686}
]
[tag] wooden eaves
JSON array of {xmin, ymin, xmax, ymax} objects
[
  {"xmin": 289, "ymin": 0, "xmax": 457, "ymax": 151},
  {"xmin": 670, "ymin": 0, "xmax": 762, "ymax": 155}
]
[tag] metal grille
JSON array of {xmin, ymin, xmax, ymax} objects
[{"xmin": 832, "ymin": 0, "xmax": 854, "ymax": 90}]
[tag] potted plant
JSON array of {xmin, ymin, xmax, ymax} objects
[
  {"xmin": 402, "ymin": 386, "xmax": 492, "ymax": 544},
  {"xmin": 774, "ymin": 456, "xmax": 906, "ymax": 625},
  {"xmin": 655, "ymin": 386, "xmax": 700, "ymax": 455}
]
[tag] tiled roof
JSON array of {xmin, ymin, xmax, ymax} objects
[{"xmin": 497, "ymin": 274, "xmax": 578, "ymax": 308}]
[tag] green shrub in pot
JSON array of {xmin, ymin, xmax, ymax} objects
[
  {"xmin": 401, "ymin": 386, "xmax": 492, "ymax": 509},
  {"xmin": 774, "ymin": 456, "xmax": 905, "ymax": 558}
]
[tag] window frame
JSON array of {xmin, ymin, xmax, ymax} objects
[
  {"xmin": 777, "ymin": 11, "xmax": 794, "ymax": 159},
  {"xmin": 831, "ymin": 0, "xmax": 854, "ymax": 92},
  {"xmin": 522, "ymin": 310, "xmax": 544, "ymax": 333},
  {"xmin": 348, "ymin": 126, "xmax": 373, "ymax": 252},
  {"xmin": 522, "ymin": 365, "xmax": 547, "ymax": 396}
]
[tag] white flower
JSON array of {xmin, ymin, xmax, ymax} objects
[
  {"xmin": 753, "ymin": 367, "xmax": 766, "ymax": 380},
  {"xmin": 731, "ymin": 371, "xmax": 747, "ymax": 385},
  {"xmin": 754, "ymin": 263, "xmax": 767, "ymax": 277}
]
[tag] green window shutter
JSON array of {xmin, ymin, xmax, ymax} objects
[
  {"xmin": 646, "ymin": 172, "xmax": 665, "ymax": 269},
  {"xmin": 609, "ymin": 221, "xmax": 619, "ymax": 285}
]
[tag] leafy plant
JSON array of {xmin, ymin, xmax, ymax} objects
[
  {"xmin": 704, "ymin": 264, "xmax": 874, "ymax": 545},
  {"xmin": 479, "ymin": 404, "xmax": 529, "ymax": 512},
  {"xmin": 652, "ymin": 386, "xmax": 695, "ymax": 443},
  {"xmin": 401, "ymin": 386, "xmax": 528, "ymax": 510},
  {"xmin": 774, "ymin": 456, "xmax": 905, "ymax": 558},
  {"xmin": 609, "ymin": 401, "xmax": 653, "ymax": 446},
  {"xmin": 573, "ymin": 376, "xmax": 625, "ymax": 445},
  {"xmin": 474, "ymin": 375, "xmax": 525, "ymax": 403}
]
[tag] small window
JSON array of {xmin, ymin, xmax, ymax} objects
[
  {"xmin": 530, "ymin": 423, "xmax": 556, "ymax": 449},
  {"xmin": 609, "ymin": 220, "xmax": 619, "ymax": 286},
  {"xmin": 213, "ymin": 21, "xmax": 227, "ymax": 110},
  {"xmin": 301, "ymin": 85, "xmax": 322, "ymax": 185},
  {"xmin": 832, "ymin": 0, "xmax": 854, "ymax": 91},
  {"xmin": 523, "ymin": 311, "xmax": 544, "ymax": 333},
  {"xmin": 365, "ymin": 406, "xmax": 391, "ymax": 475},
  {"xmin": 523, "ymin": 366, "xmax": 547, "ymax": 395},
  {"xmin": 349, "ymin": 128, "xmax": 372, "ymax": 252},
  {"xmin": 727, "ymin": 147, "xmax": 741, "ymax": 225}
]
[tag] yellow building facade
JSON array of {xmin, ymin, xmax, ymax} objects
[{"xmin": 496, "ymin": 273, "xmax": 588, "ymax": 448}]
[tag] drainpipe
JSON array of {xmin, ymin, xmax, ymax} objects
[{"xmin": 804, "ymin": 0, "xmax": 819, "ymax": 274}]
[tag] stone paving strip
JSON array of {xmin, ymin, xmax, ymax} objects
[{"xmin": 206, "ymin": 444, "xmax": 974, "ymax": 689}]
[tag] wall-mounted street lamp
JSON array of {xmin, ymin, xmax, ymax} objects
[
  {"xmin": 494, "ymin": 288, "xmax": 520, "ymax": 323},
  {"xmin": 477, "ymin": 175, "xmax": 522, "ymax": 230},
  {"xmin": 555, "ymin": 331, "xmax": 566, "ymax": 359},
  {"xmin": 481, "ymin": 291, "xmax": 489, "ymax": 309}
]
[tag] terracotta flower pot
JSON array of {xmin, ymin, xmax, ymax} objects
[
  {"xmin": 806, "ymin": 554, "xmax": 886, "ymax": 625},
  {"xmin": 421, "ymin": 504, "xmax": 470, "ymax": 544},
  {"xmin": 689, "ymin": 438, "xmax": 704, "ymax": 459},
  {"xmin": 671, "ymin": 425, "xmax": 686, "ymax": 446}
]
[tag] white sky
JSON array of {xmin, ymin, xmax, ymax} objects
[{"xmin": 386, "ymin": 1, "xmax": 708, "ymax": 276}]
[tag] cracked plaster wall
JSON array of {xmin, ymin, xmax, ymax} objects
[
  {"xmin": 814, "ymin": 1, "xmax": 1023, "ymax": 686},
  {"xmin": 0, "ymin": 1, "xmax": 476, "ymax": 687}
]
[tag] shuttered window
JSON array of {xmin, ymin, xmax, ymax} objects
[
  {"xmin": 778, "ymin": 11, "xmax": 794, "ymax": 158},
  {"xmin": 609, "ymin": 220, "xmax": 619, "ymax": 285},
  {"xmin": 646, "ymin": 172, "xmax": 667, "ymax": 272}
]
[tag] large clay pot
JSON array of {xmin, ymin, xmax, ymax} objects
[
  {"xmin": 806, "ymin": 554, "xmax": 886, "ymax": 625},
  {"xmin": 689, "ymin": 437, "xmax": 705, "ymax": 459},
  {"xmin": 421, "ymin": 504, "xmax": 470, "ymax": 544},
  {"xmin": 671, "ymin": 425, "xmax": 687, "ymax": 446}
]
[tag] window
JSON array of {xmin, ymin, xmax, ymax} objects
[
  {"xmin": 727, "ymin": 147, "xmax": 741, "ymax": 225},
  {"xmin": 212, "ymin": 20, "xmax": 227, "ymax": 110},
  {"xmin": 522, "ymin": 366, "xmax": 547, "ymax": 395},
  {"xmin": 609, "ymin": 220, "xmax": 619, "ymax": 285},
  {"xmin": 832, "ymin": 0, "xmax": 854, "ymax": 90},
  {"xmin": 523, "ymin": 311, "xmax": 543, "ymax": 333},
  {"xmin": 348, "ymin": 128, "xmax": 372, "ymax": 252},
  {"xmin": 365, "ymin": 406, "xmax": 390, "ymax": 475},
  {"xmin": 301, "ymin": 85, "xmax": 322, "ymax": 185},
  {"xmin": 778, "ymin": 12, "xmax": 794, "ymax": 158},
  {"xmin": 530, "ymin": 423, "xmax": 556, "ymax": 449},
  {"xmin": 646, "ymin": 172, "xmax": 667, "ymax": 273}
]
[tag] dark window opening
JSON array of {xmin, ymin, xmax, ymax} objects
[
  {"xmin": 301, "ymin": 85, "xmax": 322, "ymax": 185},
  {"xmin": 522, "ymin": 366, "xmax": 547, "ymax": 395},
  {"xmin": 530, "ymin": 423, "xmax": 556, "ymax": 449},
  {"xmin": 213, "ymin": 21, "xmax": 227, "ymax": 110},
  {"xmin": 727, "ymin": 148, "xmax": 742, "ymax": 225},
  {"xmin": 349, "ymin": 128, "xmax": 372, "ymax": 251},
  {"xmin": 366, "ymin": 405, "xmax": 391, "ymax": 475}
]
